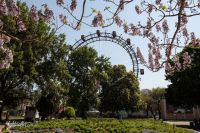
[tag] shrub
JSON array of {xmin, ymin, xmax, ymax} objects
[{"xmin": 64, "ymin": 106, "xmax": 76, "ymax": 119}]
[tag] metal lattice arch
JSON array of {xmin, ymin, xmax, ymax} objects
[{"xmin": 71, "ymin": 30, "xmax": 139, "ymax": 77}]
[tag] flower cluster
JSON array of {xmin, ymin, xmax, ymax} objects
[
  {"xmin": 135, "ymin": 5, "xmax": 141, "ymax": 14},
  {"xmin": 70, "ymin": 0, "xmax": 77, "ymax": 11},
  {"xmin": 165, "ymin": 50, "xmax": 192, "ymax": 75},
  {"xmin": 92, "ymin": 12, "xmax": 104, "ymax": 27},
  {"xmin": 155, "ymin": 0, "xmax": 161, "ymax": 5},
  {"xmin": 136, "ymin": 47, "xmax": 146, "ymax": 64},
  {"xmin": 30, "ymin": 5, "xmax": 39, "ymax": 22},
  {"xmin": 17, "ymin": 19, "xmax": 26, "ymax": 31},
  {"xmin": 162, "ymin": 19, "xmax": 169, "ymax": 33},
  {"xmin": 56, "ymin": 0, "xmax": 64, "ymax": 6},
  {"xmin": 123, "ymin": 23, "xmax": 129, "ymax": 33},
  {"xmin": 6, "ymin": 0, "xmax": 20, "ymax": 17},
  {"xmin": 130, "ymin": 24, "xmax": 141, "ymax": 36},
  {"xmin": 147, "ymin": 43, "xmax": 161, "ymax": 70},
  {"xmin": 114, "ymin": 16, "xmax": 123, "ymax": 27},
  {"xmin": 0, "ymin": 0, "xmax": 8, "ymax": 15},
  {"xmin": 156, "ymin": 23, "xmax": 161, "ymax": 32},
  {"xmin": 147, "ymin": 5, "xmax": 153, "ymax": 13},
  {"xmin": 59, "ymin": 14, "xmax": 68, "ymax": 24},
  {"xmin": 43, "ymin": 4, "xmax": 54, "ymax": 23},
  {"xmin": 0, "ymin": 35, "xmax": 13, "ymax": 69}
]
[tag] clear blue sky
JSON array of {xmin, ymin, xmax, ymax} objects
[{"xmin": 21, "ymin": 0, "xmax": 200, "ymax": 89}]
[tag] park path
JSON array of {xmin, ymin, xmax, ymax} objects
[{"xmin": 164, "ymin": 121, "xmax": 200, "ymax": 133}]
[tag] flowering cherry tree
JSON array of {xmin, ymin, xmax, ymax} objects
[
  {"xmin": 0, "ymin": 0, "xmax": 53, "ymax": 69},
  {"xmin": 1, "ymin": 0, "xmax": 200, "ymax": 75}
]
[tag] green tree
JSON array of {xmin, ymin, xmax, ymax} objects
[
  {"xmin": 140, "ymin": 88, "xmax": 166, "ymax": 119},
  {"xmin": 36, "ymin": 93, "xmax": 59, "ymax": 120},
  {"xmin": 100, "ymin": 65, "xmax": 140, "ymax": 113},
  {"xmin": 151, "ymin": 87, "xmax": 166, "ymax": 119},
  {"xmin": 166, "ymin": 40, "xmax": 200, "ymax": 107},
  {"xmin": 0, "ymin": 2, "xmax": 70, "ymax": 120},
  {"xmin": 140, "ymin": 89, "xmax": 152, "ymax": 117},
  {"xmin": 68, "ymin": 46, "xmax": 98, "ymax": 118}
]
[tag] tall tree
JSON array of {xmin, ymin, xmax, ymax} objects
[
  {"xmin": 100, "ymin": 65, "xmax": 140, "ymax": 113},
  {"xmin": 140, "ymin": 89, "xmax": 152, "ymax": 117},
  {"xmin": 140, "ymin": 88, "xmax": 166, "ymax": 119},
  {"xmin": 151, "ymin": 87, "xmax": 166, "ymax": 119},
  {"xmin": 68, "ymin": 46, "xmax": 98, "ymax": 118},
  {"xmin": 0, "ymin": 3, "xmax": 70, "ymax": 120}
]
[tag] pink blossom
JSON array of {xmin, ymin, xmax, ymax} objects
[
  {"xmin": 143, "ymin": 29, "xmax": 151, "ymax": 37},
  {"xmin": 6, "ymin": 0, "xmax": 20, "ymax": 17},
  {"xmin": 147, "ymin": 5, "xmax": 153, "ymax": 13},
  {"xmin": 165, "ymin": 44, "xmax": 171, "ymax": 58},
  {"xmin": 130, "ymin": 24, "xmax": 141, "ymax": 36},
  {"xmin": 56, "ymin": 0, "xmax": 64, "ymax": 6},
  {"xmin": 1, "ymin": 34, "xmax": 11, "ymax": 43},
  {"xmin": 136, "ymin": 47, "xmax": 146, "ymax": 64},
  {"xmin": 165, "ymin": 62, "xmax": 174, "ymax": 75},
  {"xmin": 135, "ymin": 5, "xmax": 141, "ymax": 14},
  {"xmin": 0, "ymin": 42, "xmax": 13, "ymax": 69},
  {"xmin": 0, "ymin": 0, "xmax": 8, "ymax": 15},
  {"xmin": 59, "ymin": 14, "xmax": 68, "ymax": 24},
  {"xmin": 148, "ymin": 49, "xmax": 154, "ymax": 69},
  {"xmin": 156, "ymin": 23, "xmax": 161, "ymax": 32},
  {"xmin": 17, "ymin": 19, "xmax": 26, "ymax": 31},
  {"xmin": 173, "ymin": 56, "xmax": 181, "ymax": 71},
  {"xmin": 30, "ymin": 5, "xmax": 39, "ymax": 22},
  {"xmin": 0, "ymin": 39, "xmax": 4, "ymax": 47},
  {"xmin": 146, "ymin": 18, "xmax": 152, "ymax": 29},
  {"xmin": 114, "ymin": 16, "xmax": 123, "ymax": 27},
  {"xmin": 70, "ymin": 0, "xmax": 77, "ymax": 11},
  {"xmin": 182, "ymin": 27, "xmax": 188, "ymax": 37},
  {"xmin": 43, "ymin": 4, "xmax": 54, "ymax": 22},
  {"xmin": 162, "ymin": 19, "xmax": 169, "ymax": 33},
  {"xmin": 92, "ymin": 12, "xmax": 104, "ymax": 27},
  {"xmin": 155, "ymin": 0, "xmax": 161, "ymax": 5},
  {"xmin": 182, "ymin": 52, "xmax": 191, "ymax": 67},
  {"xmin": 123, "ymin": 23, "xmax": 129, "ymax": 33},
  {"xmin": 149, "ymin": 34, "xmax": 159, "ymax": 45},
  {"xmin": 181, "ymin": 15, "xmax": 188, "ymax": 25}
]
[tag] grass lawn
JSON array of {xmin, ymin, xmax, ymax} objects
[{"xmin": 11, "ymin": 118, "xmax": 193, "ymax": 133}]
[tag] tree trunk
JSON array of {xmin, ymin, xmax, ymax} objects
[
  {"xmin": 158, "ymin": 109, "xmax": 162, "ymax": 120},
  {"xmin": 157, "ymin": 101, "xmax": 161, "ymax": 119},
  {"xmin": 146, "ymin": 110, "xmax": 149, "ymax": 117},
  {"xmin": 0, "ymin": 106, "xmax": 4, "ymax": 121},
  {"xmin": 150, "ymin": 107, "xmax": 156, "ymax": 120}
]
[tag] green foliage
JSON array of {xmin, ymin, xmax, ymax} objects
[
  {"xmin": 36, "ymin": 93, "xmax": 60, "ymax": 120},
  {"xmin": 12, "ymin": 119, "xmax": 192, "ymax": 133},
  {"xmin": 140, "ymin": 88, "xmax": 166, "ymax": 119},
  {"xmin": 64, "ymin": 106, "xmax": 76, "ymax": 118},
  {"xmin": 100, "ymin": 65, "xmax": 140, "ymax": 112},
  {"xmin": 166, "ymin": 42, "xmax": 200, "ymax": 107},
  {"xmin": 68, "ymin": 46, "xmax": 99, "ymax": 118},
  {"xmin": 0, "ymin": 2, "xmax": 70, "ymax": 120}
]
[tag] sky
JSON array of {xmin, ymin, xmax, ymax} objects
[{"xmin": 20, "ymin": 0, "xmax": 200, "ymax": 89}]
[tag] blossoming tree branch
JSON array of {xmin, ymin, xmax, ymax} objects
[{"xmin": 1, "ymin": 0, "xmax": 200, "ymax": 75}]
